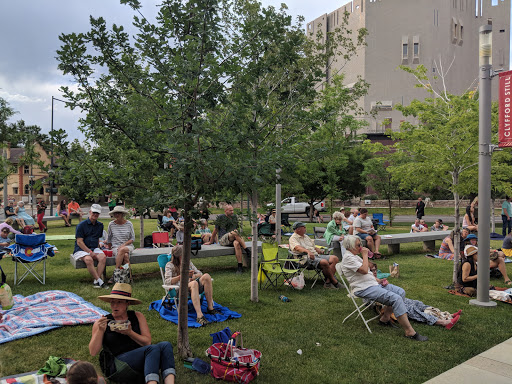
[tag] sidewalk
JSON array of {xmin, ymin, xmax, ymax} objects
[{"xmin": 424, "ymin": 336, "xmax": 512, "ymax": 383}]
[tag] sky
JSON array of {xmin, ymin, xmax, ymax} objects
[{"xmin": 0, "ymin": 0, "xmax": 344, "ymax": 142}]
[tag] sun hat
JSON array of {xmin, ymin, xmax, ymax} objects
[
  {"xmin": 292, "ymin": 221, "xmax": 306, "ymax": 230},
  {"xmin": 98, "ymin": 283, "xmax": 142, "ymax": 305},
  {"xmin": 465, "ymin": 234, "xmax": 478, "ymax": 241},
  {"xmin": 109, "ymin": 205, "xmax": 131, "ymax": 217},
  {"xmin": 90, "ymin": 204, "xmax": 102, "ymax": 214},
  {"xmin": 464, "ymin": 245, "xmax": 478, "ymax": 257}
]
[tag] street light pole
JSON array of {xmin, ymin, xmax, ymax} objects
[
  {"xmin": 470, "ymin": 23, "xmax": 497, "ymax": 308},
  {"xmin": 50, "ymin": 96, "xmax": 66, "ymax": 216}
]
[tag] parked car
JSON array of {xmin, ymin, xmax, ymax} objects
[{"xmin": 267, "ymin": 197, "xmax": 326, "ymax": 215}]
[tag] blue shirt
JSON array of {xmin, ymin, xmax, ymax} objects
[{"xmin": 74, "ymin": 218, "xmax": 104, "ymax": 253}]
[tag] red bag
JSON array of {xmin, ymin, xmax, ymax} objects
[
  {"xmin": 23, "ymin": 226, "xmax": 34, "ymax": 234},
  {"xmin": 206, "ymin": 331, "xmax": 261, "ymax": 383}
]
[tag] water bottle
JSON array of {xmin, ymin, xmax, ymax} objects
[{"xmin": 279, "ymin": 295, "xmax": 290, "ymax": 302}]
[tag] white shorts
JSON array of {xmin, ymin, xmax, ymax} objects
[
  {"xmin": 72, "ymin": 248, "xmax": 104, "ymax": 261},
  {"xmin": 112, "ymin": 244, "xmax": 134, "ymax": 257}
]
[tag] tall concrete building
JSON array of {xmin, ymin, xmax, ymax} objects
[{"xmin": 307, "ymin": 0, "xmax": 511, "ymax": 133}]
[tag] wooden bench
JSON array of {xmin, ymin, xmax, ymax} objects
[
  {"xmin": 70, "ymin": 242, "xmax": 262, "ymax": 269},
  {"xmin": 314, "ymin": 228, "xmax": 450, "ymax": 255}
]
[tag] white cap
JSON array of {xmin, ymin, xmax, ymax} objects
[{"xmin": 90, "ymin": 204, "xmax": 102, "ymax": 214}]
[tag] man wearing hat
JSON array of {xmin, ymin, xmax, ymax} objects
[
  {"xmin": 288, "ymin": 222, "xmax": 341, "ymax": 289},
  {"xmin": 68, "ymin": 198, "xmax": 84, "ymax": 222},
  {"xmin": 72, "ymin": 204, "xmax": 108, "ymax": 288}
]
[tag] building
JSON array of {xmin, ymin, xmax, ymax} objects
[
  {"xmin": 307, "ymin": 0, "xmax": 511, "ymax": 133},
  {"xmin": 4, "ymin": 142, "xmax": 61, "ymax": 208}
]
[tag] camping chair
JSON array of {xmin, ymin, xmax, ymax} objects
[
  {"xmin": 286, "ymin": 247, "xmax": 330, "ymax": 289},
  {"xmin": 259, "ymin": 242, "xmax": 299, "ymax": 290},
  {"xmin": 152, "ymin": 231, "xmax": 171, "ymax": 247},
  {"xmin": 280, "ymin": 213, "xmax": 292, "ymax": 234},
  {"xmin": 7, "ymin": 233, "xmax": 55, "ymax": 285},
  {"xmin": 335, "ymin": 263, "xmax": 379, "ymax": 333},
  {"xmin": 372, "ymin": 213, "xmax": 388, "ymax": 231},
  {"xmin": 156, "ymin": 214, "xmax": 165, "ymax": 232},
  {"xmin": 257, "ymin": 222, "xmax": 275, "ymax": 238}
]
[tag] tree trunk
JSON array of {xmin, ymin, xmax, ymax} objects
[
  {"xmin": 177, "ymin": 200, "xmax": 193, "ymax": 358},
  {"xmin": 250, "ymin": 189, "xmax": 259, "ymax": 302},
  {"xmin": 139, "ymin": 215, "xmax": 144, "ymax": 248},
  {"xmin": 452, "ymin": 180, "xmax": 461, "ymax": 285},
  {"xmin": 387, "ymin": 195, "xmax": 393, "ymax": 227}
]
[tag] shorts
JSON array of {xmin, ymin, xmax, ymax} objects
[
  {"xmin": 70, "ymin": 212, "xmax": 82, "ymax": 217},
  {"xmin": 502, "ymin": 248, "xmax": 512, "ymax": 257},
  {"xmin": 219, "ymin": 233, "xmax": 234, "ymax": 247},
  {"xmin": 112, "ymin": 244, "xmax": 135, "ymax": 257},
  {"xmin": 357, "ymin": 233, "xmax": 375, "ymax": 240},
  {"xmin": 72, "ymin": 248, "xmax": 104, "ymax": 261},
  {"xmin": 194, "ymin": 277, "xmax": 204, "ymax": 294},
  {"xmin": 303, "ymin": 254, "xmax": 330, "ymax": 269}
]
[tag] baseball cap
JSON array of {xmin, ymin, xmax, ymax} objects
[
  {"xmin": 90, "ymin": 204, "xmax": 102, "ymax": 214},
  {"xmin": 465, "ymin": 234, "xmax": 478, "ymax": 241},
  {"xmin": 292, "ymin": 221, "xmax": 306, "ymax": 230}
]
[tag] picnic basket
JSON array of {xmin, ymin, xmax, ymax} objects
[{"xmin": 206, "ymin": 331, "xmax": 261, "ymax": 383}]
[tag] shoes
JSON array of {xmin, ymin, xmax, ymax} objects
[
  {"xmin": 236, "ymin": 267, "xmax": 243, "ymax": 274},
  {"xmin": 94, "ymin": 281, "xmax": 110, "ymax": 289},
  {"xmin": 451, "ymin": 310, "xmax": 462, "ymax": 317},
  {"xmin": 405, "ymin": 333, "xmax": 428, "ymax": 342},
  {"xmin": 196, "ymin": 316, "xmax": 209, "ymax": 326},
  {"xmin": 332, "ymin": 281, "xmax": 343, "ymax": 289},
  {"xmin": 445, "ymin": 315, "xmax": 460, "ymax": 330},
  {"xmin": 379, "ymin": 320, "xmax": 399, "ymax": 329},
  {"xmin": 323, "ymin": 282, "xmax": 338, "ymax": 289},
  {"xmin": 100, "ymin": 283, "xmax": 110, "ymax": 289},
  {"xmin": 206, "ymin": 308, "xmax": 222, "ymax": 315}
]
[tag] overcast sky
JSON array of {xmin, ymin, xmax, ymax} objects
[{"xmin": 0, "ymin": 0, "xmax": 345, "ymax": 142}]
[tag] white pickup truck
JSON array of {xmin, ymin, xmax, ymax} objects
[{"xmin": 269, "ymin": 197, "xmax": 326, "ymax": 215}]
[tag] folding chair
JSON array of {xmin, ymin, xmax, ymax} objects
[
  {"xmin": 286, "ymin": 249, "xmax": 326, "ymax": 289},
  {"xmin": 335, "ymin": 262, "xmax": 379, "ymax": 333},
  {"xmin": 152, "ymin": 231, "xmax": 171, "ymax": 247},
  {"xmin": 280, "ymin": 213, "xmax": 292, "ymax": 234},
  {"xmin": 259, "ymin": 242, "xmax": 299, "ymax": 290},
  {"xmin": 7, "ymin": 233, "xmax": 55, "ymax": 285},
  {"xmin": 372, "ymin": 213, "xmax": 388, "ymax": 231}
]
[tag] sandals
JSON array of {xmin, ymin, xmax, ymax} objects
[
  {"xmin": 196, "ymin": 316, "xmax": 209, "ymax": 326},
  {"xmin": 505, "ymin": 280, "xmax": 512, "ymax": 286}
]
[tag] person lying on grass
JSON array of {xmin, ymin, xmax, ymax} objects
[
  {"xmin": 369, "ymin": 262, "xmax": 461, "ymax": 329},
  {"xmin": 164, "ymin": 245, "xmax": 220, "ymax": 326},
  {"xmin": 341, "ymin": 235, "xmax": 428, "ymax": 341},
  {"xmin": 90, "ymin": 283, "xmax": 176, "ymax": 384}
]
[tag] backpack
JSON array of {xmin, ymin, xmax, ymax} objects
[{"xmin": 143, "ymin": 235, "xmax": 153, "ymax": 248}]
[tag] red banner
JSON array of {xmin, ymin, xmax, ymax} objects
[{"xmin": 499, "ymin": 70, "xmax": 512, "ymax": 147}]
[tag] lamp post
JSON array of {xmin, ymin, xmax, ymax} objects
[
  {"xmin": 470, "ymin": 23, "xmax": 497, "ymax": 308},
  {"xmin": 50, "ymin": 96, "xmax": 66, "ymax": 216}
]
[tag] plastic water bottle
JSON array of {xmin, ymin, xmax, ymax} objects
[{"xmin": 279, "ymin": 295, "xmax": 290, "ymax": 302}]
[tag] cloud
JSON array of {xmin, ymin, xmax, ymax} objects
[{"xmin": 0, "ymin": 90, "xmax": 44, "ymax": 104}]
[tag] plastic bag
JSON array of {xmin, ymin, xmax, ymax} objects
[
  {"xmin": 290, "ymin": 272, "xmax": 305, "ymax": 290},
  {"xmin": 0, "ymin": 266, "xmax": 13, "ymax": 310},
  {"xmin": 389, "ymin": 263, "xmax": 400, "ymax": 278}
]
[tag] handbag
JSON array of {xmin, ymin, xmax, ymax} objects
[
  {"xmin": 0, "ymin": 265, "xmax": 13, "ymax": 310},
  {"xmin": 206, "ymin": 331, "xmax": 261, "ymax": 383},
  {"xmin": 389, "ymin": 263, "xmax": 400, "ymax": 278},
  {"xmin": 113, "ymin": 266, "xmax": 131, "ymax": 284}
]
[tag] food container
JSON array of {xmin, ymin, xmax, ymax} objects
[{"xmin": 108, "ymin": 320, "xmax": 130, "ymax": 331}]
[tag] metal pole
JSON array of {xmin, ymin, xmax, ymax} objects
[
  {"xmin": 275, "ymin": 168, "xmax": 281, "ymax": 244},
  {"xmin": 3, "ymin": 147, "xmax": 7, "ymax": 217},
  {"xmin": 50, "ymin": 97, "xmax": 54, "ymax": 216},
  {"xmin": 470, "ymin": 24, "xmax": 496, "ymax": 308}
]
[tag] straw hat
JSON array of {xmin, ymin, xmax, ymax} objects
[
  {"xmin": 109, "ymin": 205, "xmax": 131, "ymax": 217},
  {"xmin": 464, "ymin": 245, "xmax": 478, "ymax": 257},
  {"xmin": 98, "ymin": 283, "xmax": 142, "ymax": 305}
]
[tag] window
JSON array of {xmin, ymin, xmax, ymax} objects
[
  {"xmin": 13, "ymin": 187, "xmax": 18, "ymax": 195},
  {"xmin": 24, "ymin": 184, "xmax": 30, "ymax": 195},
  {"xmin": 23, "ymin": 165, "xmax": 29, "ymax": 174},
  {"xmin": 383, "ymin": 118, "xmax": 392, "ymax": 131},
  {"xmin": 403, "ymin": 44, "xmax": 408, "ymax": 58},
  {"xmin": 413, "ymin": 36, "xmax": 420, "ymax": 61},
  {"xmin": 413, "ymin": 43, "xmax": 419, "ymax": 56}
]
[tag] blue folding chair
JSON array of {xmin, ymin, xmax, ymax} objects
[
  {"xmin": 372, "ymin": 213, "xmax": 389, "ymax": 231},
  {"xmin": 7, "ymin": 234, "xmax": 55, "ymax": 285}
]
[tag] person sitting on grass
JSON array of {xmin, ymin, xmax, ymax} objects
[
  {"xmin": 431, "ymin": 219, "xmax": 448, "ymax": 231},
  {"xmin": 438, "ymin": 230, "xmax": 455, "ymax": 260},
  {"xmin": 66, "ymin": 361, "xmax": 103, "ymax": 384},
  {"xmin": 90, "ymin": 283, "xmax": 176, "ymax": 384},
  {"xmin": 164, "ymin": 245, "xmax": 220, "ymax": 326},
  {"xmin": 353, "ymin": 208, "xmax": 382, "ymax": 258},
  {"xmin": 106, "ymin": 206, "xmax": 135, "ymax": 284},
  {"xmin": 369, "ymin": 262, "xmax": 461, "ymax": 329},
  {"xmin": 0, "ymin": 227, "xmax": 12, "ymax": 256},
  {"xmin": 289, "ymin": 221, "xmax": 341, "ymax": 289},
  {"xmin": 500, "ymin": 231, "xmax": 512, "ymax": 258},
  {"xmin": 410, "ymin": 218, "xmax": 426, "ymax": 233},
  {"xmin": 195, "ymin": 219, "xmax": 212, "ymax": 243},
  {"xmin": 58, "ymin": 199, "xmax": 71, "ymax": 227},
  {"xmin": 341, "ymin": 235, "xmax": 428, "ymax": 341},
  {"xmin": 463, "ymin": 197, "xmax": 478, "ymax": 232}
]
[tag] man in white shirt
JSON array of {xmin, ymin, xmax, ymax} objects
[
  {"xmin": 410, "ymin": 218, "xmax": 426, "ymax": 233},
  {"xmin": 353, "ymin": 208, "xmax": 382, "ymax": 257}
]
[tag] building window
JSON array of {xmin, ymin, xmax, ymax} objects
[
  {"xmin": 413, "ymin": 43, "xmax": 419, "ymax": 56},
  {"xmin": 23, "ymin": 165, "xmax": 29, "ymax": 174},
  {"xmin": 24, "ymin": 184, "xmax": 30, "ymax": 195},
  {"xmin": 13, "ymin": 187, "xmax": 18, "ymax": 195},
  {"xmin": 403, "ymin": 43, "xmax": 408, "ymax": 58},
  {"xmin": 383, "ymin": 118, "xmax": 392, "ymax": 131}
]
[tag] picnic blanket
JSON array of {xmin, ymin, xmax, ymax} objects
[
  {"xmin": 0, "ymin": 290, "xmax": 107, "ymax": 344},
  {"xmin": 149, "ymin": 299, "xmax": 241, "ymax": 328},
  {"xmin": 448, "ymin": 287, "xmax": 512, "ymax": 305}
]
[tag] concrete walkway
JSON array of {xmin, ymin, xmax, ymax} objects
[{"xmin": 424, "ymin": 336, "xmax": 512, "ymax": 383}]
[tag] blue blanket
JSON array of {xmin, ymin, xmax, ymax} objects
[
  {"xmin": 149, "ymin": 299, "xmax": 241, "ymax": 328},
  {"xmin": 0, "ymin": 290, "xmax": 107, "ymax": 344}
]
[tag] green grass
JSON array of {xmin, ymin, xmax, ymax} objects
[{"xmin": 1, "ymin": 219, "xmax": 511, "ymax": 383}]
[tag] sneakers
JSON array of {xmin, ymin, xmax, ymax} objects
[
  {"xmin": 323, "ymin": 282, "xmax": 338, "ymax": 289},
  {"xmin": 236, "ymin": 266, "xmax": 244, "ymax": 274},
  {"xmin": 196, "ymin": 316, "xmax": 209, "ymax": 326},
  {"xmin": 93, "ymin": 281, "xmax": 110, "ymax": 289},
  {"xmin": 405, "ymin": 332, "xmax": 428, "ymax": 342}
]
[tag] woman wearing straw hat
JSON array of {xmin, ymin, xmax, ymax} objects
[
  {"xmin": 106, "ymin": 206, "xmax": 135, "ymax": 284},
  {"xmin": 89, "ymin": 283, "xmax": 176, "ymax": 384}
]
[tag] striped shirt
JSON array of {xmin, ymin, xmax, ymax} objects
[{"xmin": 107, "ymin": 220, "xmax": 135, "ymax": 248}]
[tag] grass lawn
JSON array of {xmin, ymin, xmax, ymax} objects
[{"xmin": 1, "ymin": 219, "xmax": 511, "ymax": 383}]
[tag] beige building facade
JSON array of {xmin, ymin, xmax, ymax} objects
[{"xmin": 307, "ymin": 0, "xmax": 511, "ymax": 133}]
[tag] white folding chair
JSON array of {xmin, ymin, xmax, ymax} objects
[{"xmin": 335, "ymin": 262, "xmax": 379, "ymax": 333}]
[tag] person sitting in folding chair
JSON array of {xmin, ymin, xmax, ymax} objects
[
  {"xmin": 341, "ymin": 235, "xmax": 428, "ymax": 341},
  {"xmin": 0, "ymin": 227, "xmax": 12, "ymax": 258},
  {"xmin": 289, "ymin": 221, "xmax": 340, "ymax": 289},
  {"xmin": 164, "ymin": 245, "xmax": 220, "ymax": 326}
]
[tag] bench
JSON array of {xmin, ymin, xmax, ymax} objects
[
  {"xmin": 70, "ymin": 242, "xmax": 262, "ymax": 269},
  {"xmin": 42, "ymin": 215, "xmax": 76, "ymax": 227},
  {"xmin": 314, "ymin": 228, "xmax": 450, "ymax": 255}
]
